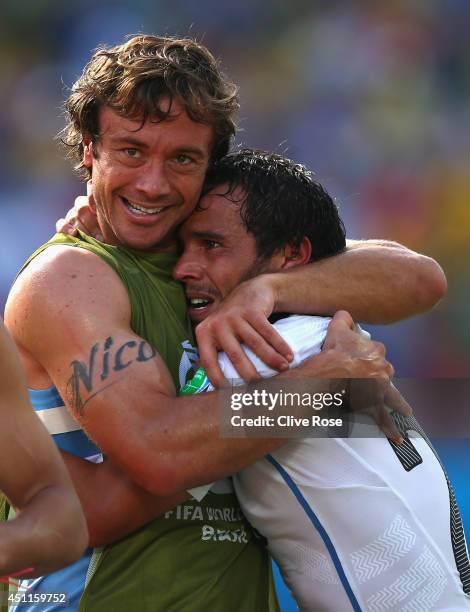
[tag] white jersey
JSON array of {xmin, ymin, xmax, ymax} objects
[{"xmin": 202, "ymin": 315, "xmax": 470, "ymax": 611}]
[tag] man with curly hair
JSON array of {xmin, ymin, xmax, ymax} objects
[{"xmin": 5, "ymin": 34, "xmax": 446, "ymax": 611}]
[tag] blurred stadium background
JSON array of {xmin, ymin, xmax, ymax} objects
[{"xmin": 1, "ymin": 1, "xmax": 469, "ymax": 609}]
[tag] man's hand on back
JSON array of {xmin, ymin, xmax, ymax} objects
[
  {"xmin": 321, "ymin": 310, "xmax": 393, "ymax": 378},
  {"xmin": 56, "ymin": 183, "xmax": 103, "ymax": 241},
  {"xmin": 200, "ymin": 304, "xmax": 411, "ymax": 443},
  {"xmin": 295, "ymin": 310, "xmax": 412, "ymax": 443}
]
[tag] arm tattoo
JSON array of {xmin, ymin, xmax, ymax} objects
[{"xmin": 66, "ymin": 336, "xmax": 156, "ymax": 417}]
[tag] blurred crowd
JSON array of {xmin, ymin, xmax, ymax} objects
[{"xmin": 1, "ymin": 0, "xmax": 469, "ymax": 376}]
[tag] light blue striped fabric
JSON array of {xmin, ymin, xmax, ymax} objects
[
  {"xmin": 28, "ymin": 387, "xmax": 63, "ymax": 410},
  {"xmin": 29, "ymin": 388, "xmax": 101, "ymax": 459}
]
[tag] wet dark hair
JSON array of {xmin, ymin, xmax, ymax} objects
[{"xmin": 200, "ymin": 148, "xmax": 346, "ymax": 262}]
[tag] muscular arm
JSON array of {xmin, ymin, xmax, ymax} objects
[
  {"xmin": 0, "ymin": 321, "xmax": 87, "ymax": 577},
  {"xmin": 4, "ymin": 247, "xmax": 290, "ymax": 499},
  {"xmin": 61, "ymin": 453, "xmax": 187, "ymax": 547},
  {"xmin": 195, "ymin": 240, "xmax": 447, "ymax": 384},
  {"xmin": 5, "ymin": 247, "xmax": 394, "ymax": 503},
  {"xmin": 55, "ymin": 204, "xmax": 446, "ymax": 374},
  {"xmin": 62, "ymin": 308, "xmax": 401, "ymax": 547},
  {"xmin": 270, "ymin": 239, "xmax": 447, "ymax": 324},
  {"xmin": 56, "ymin": 201, "xmax": 447, "ymax": 323}
]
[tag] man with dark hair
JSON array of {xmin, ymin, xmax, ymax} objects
[
  {"xmin": 0, "ymin": 320, "xmax": 88, "ymax": 582},
  {"xmin": 178, "ymin": 148, "xmax": 348, "ymax": 328},
  {"xmin": 174, "ymin": 149, "xmax": 470, "ymax": 610},
  {"xmin": 202, "ymin": 147, "xmax": 347, "ymax": 259},
  {"xmin": 6, "ymin": 34, "xmax": 447, "ymax": 611}
]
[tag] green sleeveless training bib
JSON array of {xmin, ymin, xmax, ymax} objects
[{"xmin": 20, "ymin": 233, "xmax": 278, "ymax": 611}]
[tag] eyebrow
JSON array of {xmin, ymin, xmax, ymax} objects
[
  {"xmin": 108, "ymin": 135, "xmax": 150, "ymax": 148},
  {"xmin": 175, "ymin": 147, "xmax": 208, "ymax": 160},
  {"xmin": 109, "ymin": 135, "xmax": 207, "ymax": 159},
  {"xmin": 189, "ymin": 230, "xmax": 227, "ymax": 242}
]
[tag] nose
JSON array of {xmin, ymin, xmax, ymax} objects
[
  {"xmin": 135, "ymin": 160, "xmax": 171, "ymax": 200},
  {"xmin": 173, "ymin": 255, "xmax": 204, "ymax": 282}
]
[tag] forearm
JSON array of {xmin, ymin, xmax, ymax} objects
[
  {"xmin": 62, "ymin": 453, "xmax": 188, "ymax": 547},
  {"xmin": 129, "ymin": 324, "xmax": 398, "ymax": 496},
  {"xmin": 0, "ymin": 485, "xmax": 87, "ymax": 577},
  {"xmin": 269, "ymin": 240, "xmax": 447, "ymax": 323},
  {"xmin": 97, "ymin": 351, "xmax": 344, "ymax": 497}
]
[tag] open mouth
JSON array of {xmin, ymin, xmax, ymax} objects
[
  {"xmin": 186, "ymin": 294, "xmax": 218, "ymax": 322},
  {"xmin": 187, "ymin": 297, "xmax": 214, "ymax": 310},
  {"xmin": 122, "ymin": 197, "xmax": 165, "ymax": 216}
]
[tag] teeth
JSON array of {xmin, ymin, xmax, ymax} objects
[
  {"xmin": 124, "ymin": 198, "xmax": 163, "ymax": 215},
  {"xmin": 190, "ymin": 298, "xmax": 210, "ymax": 307}
]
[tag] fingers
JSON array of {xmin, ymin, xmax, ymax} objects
[
  {"xmin": 197, "ymin": 324, "xmax": 260, "ymax": 385},
  {"xmin": 240, "ymin": 314, "xmax": 293, "ymax": 365},
  {"xmin": 232, "ymin": 319, "xmax": 292, "ymax": 373},
  {"xmin": 71, "ymin": 195, "xmax": 102, "ymax": 240},
  {"xmin": 385, "ymin": 383, "xmax": 413, "ymax": 417},
  {"xmin": 193, "ymin": 276, "xmax": 289, "ymax": 385},
  {"xmin": 379, "ymin": 390, "xmax": 410, "ymax": 444},
  {"xmin": 197, "ymin": 312, "xmax": 294, "ymax": 387},
  {"xmin": 55, "ymin": 186, "xmax": 102, "ymax": 240},
  {"xmin": 56, "ymin": 218, "xmax": 77, "ymax": 235},
  {"xmin": 323, "ymin": 314, "xmax": 395, "ymax": 380},
  {"xmin": 375, "ymin": 406, "xmax": 404, "ymax": 445},
  {"xmin": 61, "ymin": 200, "xmax": 84, "ymax": 234},
  {"xmin": 331, "ymin": 310, "xmax": 355, "ymax": 329},
  {"xmin": 197, "ymin": 340, "xmax": 226, "ymax": 389},
  {"xmin": 367, "ymin": 379, "xmax": 412, "ymax": 442},
  {"xmin": 348, "ymin": 377, "xmax": 406, "ymax": 444},
  {"xmin": 68, "ymin": 196, "xmax": 89, "ymax": 219},
  {"xmin": 323, "ymin": 311, "xmax": 355, "ymax": 349}
]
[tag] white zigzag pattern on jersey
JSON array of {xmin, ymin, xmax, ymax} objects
[
  {"xmin": 292, "ymin": 542, "xmax": 340, "ymax": 584},
  {"xmin": 350, "ymin": 515, "xmax": 416, "ymax": 584},
  {"xmin": 366, "ymin": 547, "xmax": 446, "ymax": 612},
  {"xmin": 401, "ymin": 574, "xmax": 448, "ymax": 612}
]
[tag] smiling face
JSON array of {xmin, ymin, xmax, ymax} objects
[
  {"xmin": 174, "ymin": 185, "xmax": 272, "ymax": 323},
  {"xmin": 82, "ymin": 99, "xmax": 213, "ymax": 251}
]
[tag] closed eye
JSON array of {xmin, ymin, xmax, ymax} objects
[{"xmin": 175, "ymin": 154, "xmax": 195, "ymax": 165}]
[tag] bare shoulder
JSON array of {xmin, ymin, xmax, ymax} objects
[
  {"xmin": 9, "ymin": 244, "xmax": 128, "ymax": 305},
  {"xmin": 5, "ymin": 245, "xmax": 131, "ymax": 361}
]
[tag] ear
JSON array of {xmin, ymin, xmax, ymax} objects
[
  {"xmin": 82, "ymin": 133, "xmax": 94, "ymax": 169},
  {"xmin": 281, "ymin": 237, "xmax": 312, "ymax": 270}
]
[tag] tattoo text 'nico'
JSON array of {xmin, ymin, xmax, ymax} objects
[{"xmin": 67, "ymin": 337, "xmax": 156, "ymax": 416}]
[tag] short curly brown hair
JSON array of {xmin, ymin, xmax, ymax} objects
[{"xmin": 61, "ymin": 34, "xmax": 239, "ymax": 178}]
